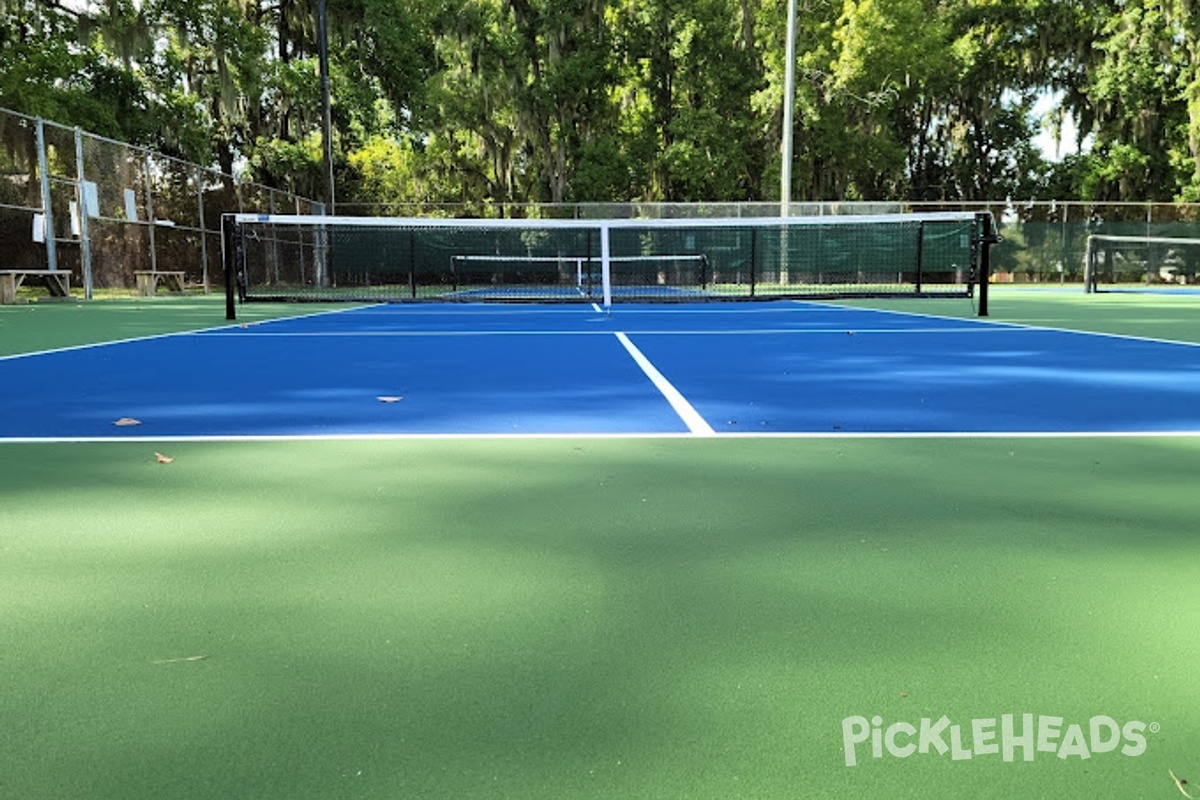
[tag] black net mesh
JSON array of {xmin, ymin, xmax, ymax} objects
[{"xmin": 230, "ymin": 213, "xmax": 986, "ymax": 306}]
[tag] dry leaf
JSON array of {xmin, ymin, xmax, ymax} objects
[
  {"xmin": 155, "ymin": 452, "xmax": 174, "ymax": 464},
  {"xmin": 114, "ymin": 417, "xmax": 141, "ymax": 426},
  {"xmin": 377, "ymin": 396, "xmax": 404, "ymax": 403},
  {"xmin": 1171, "ymin": 770, "xmax": 1194, "ymax": 799},
  {"xmin": 153, "ymin": 655, "xmax": 208, "ymax": 665}
]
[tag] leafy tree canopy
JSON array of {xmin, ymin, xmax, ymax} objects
[{"xmin": 3, "ymin": 0, "xmax": 1198, "ymax": 205}]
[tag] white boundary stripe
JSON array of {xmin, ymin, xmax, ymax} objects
[
  {"xmin": 614, "ymin": 331, "xmax": 714, "ymax": 436},
  {"xmin": 0, "ymin": 304, "xmax": 367, "ymax": 362},
  {"xmin": 232, "ymin": 210, "xmax": 980, "ymax": 228},
  {"xmin": 971, "ymin": 319, "xmax": 1200, "ymax": 349},
  {"xmin": 0, "ymin": 320, "xmax": 240, "ymax": 362},
  {"xmin": 200, "ymin": 326, "xmax": 1010, "ymax": 338},
  {"xmin": 812, "ymin": 299, "xmax": 1200, "ymax": 348},
  {"xmin": 3, "ymin": 430, "xmax": 1200, "ymax": 444}
]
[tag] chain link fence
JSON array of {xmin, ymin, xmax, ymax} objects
[
  {"xmin": 336, "ymin": 200, "xmax": 1200, "ymax": 287},
  {"xmin": 6, "ymin": 101, "xmax": 1200, "ymax": 299},
  {"xmin": 0, "ymin": 106, "xmax": 320, "ymax": 298}
]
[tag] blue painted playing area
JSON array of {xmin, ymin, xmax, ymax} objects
[{"xmin": 4, "ymin": 301, "xmax": 1200, "ymax": 439}]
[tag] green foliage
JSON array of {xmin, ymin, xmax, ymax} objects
[
  {"xmin": 7, "ymin": 0, "xmax": 1200, "ymax": 204},
  {"xmin": 1082, "ymin": 0, "xmax": 1189, "ymax": 200},
  {"xmin": 249, "ymin": 133, "xmax": 324, "ymax": 196},
  {"xmin": 0, "ymin": 3, "xmax": 129, "ymax": 139}
]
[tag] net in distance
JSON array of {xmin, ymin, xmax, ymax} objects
[{"xmin": 1085, "ymin": 234, "xmax": 1200, "ymax": 293}]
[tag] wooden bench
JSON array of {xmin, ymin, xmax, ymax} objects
[
  {"xmin": 0, "ymin": 270, "xmax": 72, "ymax": 304},
  {"xmin": 135, "ymin": 270, "xmax": 186, "ymax": 296}
]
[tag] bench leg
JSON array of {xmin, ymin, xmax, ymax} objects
[
  {"xmin": 46, "ymin": 274, "xmax": 70, "ymax": 297},
  {"xmin": 1, "ymin": 274, "xmax": 18, "ymax": 304}
]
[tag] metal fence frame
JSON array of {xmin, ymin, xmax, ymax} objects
[
  {"xmin": 335, "ymin": 200, "xmax": 1200, "ymax": 287},
  {"xmin": 6, "ymin": 101, "xmax": 1200, "ymax": 297},
  {"xmin": 0, "ymin": 106, "xmax": 321, "ymax": 297}
]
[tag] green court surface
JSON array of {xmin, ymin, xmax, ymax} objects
[{"xmin": 3, "ymin": 290, "xmax": 1199, "ymax": 800}]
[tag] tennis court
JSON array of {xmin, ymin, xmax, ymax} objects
[
  {"xmin": 6, "ymin": 299, "xmax": 1200, "ymax": 439},
  {"xmin": 2, "ymin": 291, "xmax": 1199, "ymax": 800}
]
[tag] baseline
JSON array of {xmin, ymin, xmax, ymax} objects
[{"xmin": 6, "ymin": 430, "xmax": 1200, "ymax": 444}]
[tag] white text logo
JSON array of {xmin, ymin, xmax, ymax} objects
[{"xmin": 842, "ymin": 714, "xmax": 1154, "ymax": 767}]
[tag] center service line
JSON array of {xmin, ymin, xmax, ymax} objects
[{"xmin": 614, "ymin": 331, "xmax": 715, "ymax": 436}]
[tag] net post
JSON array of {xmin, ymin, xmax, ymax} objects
[
  {"xmin": 408, "ymin": 230, "xmax": 417, "ymax": 299},
  {"xmin": 914, "ymin": 222, "xmax": 925, "ymax": 294},
  {"xmin": 222, "ymin": 214, "xmax": 238, "ymax": 320},
  {"xmin": 585, "ymin": 228, "xmax": 593, "ymax": 297},
  {"xmin": 749, "ymin": 227, "xmax": 757, "ymax": 297},
  {"xmin": 976, "ymin": 212, "xmax": 1001, "ymax": 317},
  {"xmin": 1083, "ymin": 235, "xmax": 1095, "ymax": 293},
  {"xmin": 600, "ymin": 222, "xmax": 612, "ymax": 309}
]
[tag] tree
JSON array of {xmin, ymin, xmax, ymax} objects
[
  {"xmin": 11, "ymin": 0, "xmax": 1200, "ymax": 205},
  {"xmin": 0, "ymin": 0, "xmax": 151, "ymax": 140},
  {"xmin": 1081, "ymin": 0, "xmax": 1187, "ymax": 200},
  {"xmin": 609, "ymin": 0, "xmax": 767, "ymax": 201}
]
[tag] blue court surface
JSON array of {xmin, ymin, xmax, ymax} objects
[{"xmin": 4, "ymin": 301, "xmax": 1200, "ymax": 439}]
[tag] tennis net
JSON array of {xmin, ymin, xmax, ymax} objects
[
  {"xmin": 223, "ymin": 211, "xmax": 995, "ymax": 316},
  {"xmin": 1085, "ymin": 234, "xmax": 1200, "ymax": 292}
]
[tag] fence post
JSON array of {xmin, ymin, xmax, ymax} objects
[
  {"xmin": 144, "ymin": 152, "xmax": 158, "ymax": 274},
  {"xmin": 35, "ymin": 118, "xmax": 57, "ymax": 271},
  {"xmin": 196, "ymin": 166, "xmax": 209, "ymax": 292},
  {"xmin": 74, "ymin": 128, "xmax": 94, "ymax": 299}
]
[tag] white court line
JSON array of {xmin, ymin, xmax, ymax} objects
[
  {"xmin": 614, "ymin": 331, "xmax": 715, "ymax": 436},
  {"xmin": 4, "ymin": 430, "xmax": 1200, "ymax": 444},
  {"xmin": 201, "ymin": 326, "xmax": 1011, "ymax": 337},
  {"xmin": 0, "ymin": 320, "xmax": 242, "ymax": 362},
  {"xmin": 0, "ymin": 304, "xmax": 365, "ymax": 362},
  {"xmin": 814, "ymin": 299, "xmax": 1200, "ymax": 348}
]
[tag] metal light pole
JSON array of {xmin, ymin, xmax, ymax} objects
[
  {"xmin": 780, "ymin": 0, "xmax": 797, "ymax": 218},
  {"xmin": 317, "ymin": 0, "xmax": 335, "ymax": 214}
]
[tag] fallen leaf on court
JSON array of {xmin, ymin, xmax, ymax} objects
[
  {"xmin": 155, "ymin": 452, "xmax": 174, "ymax": 464},
  {"xmin": 377, "ymin": 396, "xmax": 404, "ymax": 403},
  {"xmin": 114, "ymin": 417, "xmax": 141, "ymax": 426},
  {"xmin": 153, "ymin": 655, "xmax": 208, "ymax": 665},
  {"xmin": 1170, "ymin": 770, "xmax": 1194, "ymax": 799}
]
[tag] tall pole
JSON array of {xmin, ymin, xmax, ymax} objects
[
  {"xmin": 780, "ymin": 0, "xmax": 797, "ymax": 218},
  {"xmin": 74, "ymin": 128, "xmax": 93, "ymax": 298},
  {"xmin": 317, "ymin": 0, "xmax": 335, "ymax": 214},
  {"xmin": 36, "ymin": 119, "xmax": 57, "ymax": 271}
]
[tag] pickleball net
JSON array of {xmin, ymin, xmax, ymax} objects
[
  {"xmin": 223, "ymin": 211, "xmax": 996, "ymax": 316},
  {"xmin": 1084, "ymin": 234, "xmax": 1200, "ymax": 292}
]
